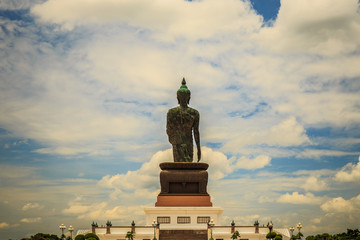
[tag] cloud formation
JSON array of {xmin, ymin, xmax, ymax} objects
[
  {"xmin": 235, "ymin": 155, "xmax": 271, "ymax": 170},
  {"xmin": 224, "ymin": 117, "xmax": 310, "ymax": 154},
  {"xmin": 259, "ymin": 0, "xmax": 360, "ymax": 56},
  {"xmin": 0, "ymin": 222, "xmax": 10, "ymax": 229},
  {"xmin": 321, "ymin": 194, "xmax": 360, "ymax": 214},
  {"xmin": 63, "ymin": 197, "xmax": 148, "ymax": 222},
  {"xmin": 1, "ymin": 0, "xmax": 358, "ymax": 161},
  {"xmin": 22, "ymin": 202, "xmax": 44, "ymax": 211},
  {"xmin": 335, "ymin": 156, "xmax": 360, "ymax": 182},
  {"xmin": 278, "ymin": 192, "xmax": 326, "ymax": 205},
  {"xmin": 31, "ymin": 0, "xmax": 261, "ymax": 40},
  {"xmin": 302, "ymin": 176, "xmax": 329, "ymax": 192},
  {"xmin": 20, "ymin": 217, "xmax": 42, "ymax": 223}
]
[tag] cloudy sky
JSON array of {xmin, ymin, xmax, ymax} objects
[{"xmin": 1, "ymin": 0, "xmax": 360, "ymax": 239}]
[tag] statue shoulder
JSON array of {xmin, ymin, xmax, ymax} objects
[
  {"xmin": 167, "ymin": 107, "xmax": 181, "ymax": 119},
  {"xmin": 188, "ymin": 107, "xmax": 199, "ymax": 116},
  {"xmin": 167, "ymin": 106, "xmax": 180, "ymax": 114}
]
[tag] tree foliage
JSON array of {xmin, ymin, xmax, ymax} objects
[
  {"xmin": 125, "ymin": 231, "xmax": 135, "ymax": 240},
  {"xmin": 84, "ymin": 233, "xmax": 99, "ymax": 240},
  {"xmin": 306, "ymin": 229, "xmax": 360, "ymax": 240},
  {"xmin": 20, "ymin": 232, "xmax": 102, "ymax": 240},
  {"xmin": 30, "ymin": 233, "xmax": 60, "ymax": 240},
  {"xmin": 74, "ymin": 235, "xmax": 85, "ymax": 240},
  {"xmin": 231, "ymin": 230, "xmax": 240, "ymax": 239},
  {"xmin": 275, "ymin": 234, "xmax": 283, "ymax": 240},
  {"xmin": 267, "ymin": 232, "xmax": 277, "ymax": 239}
]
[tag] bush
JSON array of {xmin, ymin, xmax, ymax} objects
[
  {"xmin": 31, "ymin": 233, "xmax": 60, "ymax": 240},
  {"xmin": 275, "ymin": 234, "xmax": 283, "ymax": 240},
  {"xmin": 84, "ymin": 233, "xmax": 99, "ymax": 240},
  {"xmin": 231, "ymin": 230, "xmax": 240, "ymax": 239},
  {"xmin": 266, "ymin": 232, "xmax": 277, "ymax": 239},
  {"xmin": 74, "ymin": 235, "xmax": 85, "ymax": 240}
]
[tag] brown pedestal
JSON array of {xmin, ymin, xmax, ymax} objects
[{"xmin": 155, "ymin": 195, "xmax": 212, "ymax": 207}]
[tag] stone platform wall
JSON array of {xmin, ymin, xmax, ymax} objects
[{"xmin": 159, "ymin": 230, "xmax": 207, "ymax": 240}]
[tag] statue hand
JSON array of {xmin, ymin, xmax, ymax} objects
[{"xmin": 197, "ymin": 149, "xmax": 201, "ymax": 162}]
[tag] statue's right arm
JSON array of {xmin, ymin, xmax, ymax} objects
[
  {"xmin": 166, "ymin": 110, "xmax": 175, "ymax": 144},
  {"xmin": 193, "ymin": 110, "xmax": 201, "ymax": 161}
]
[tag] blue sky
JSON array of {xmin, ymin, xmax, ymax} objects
[{"xmin": 1, "ymin": 0, "xmax": 360, "ymax": 239}]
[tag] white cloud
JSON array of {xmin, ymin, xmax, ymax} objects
[
  {"xmin": 63, "ymin": 199, "xmax": 147, "ymax": 221},
  {"xmin": 201, "ymin": 147, "xmax": 236, "ymax": 180},
  {"xmin": 293, "ymin": 169, "xmax": 335, "ymax": 177},
  {"xmin": 223, "ymin": 117, "xmax": 310, "ymax": 153},
  {"xmin": 31, "ymin": 0, "xmax": 262, "ymax": 39},
  {"xmin": 335, "ymin": 156, "xmax": 360, "ymax": 182},
  {"xmin": 321, "ymin": 194, "xmax": 360, "ymax": 213},
  {"xmin": 235, "ymin": 155, "xmax": 271, "ymax": 170},
  {"xmin": 98, "ymin": 149, "xmax": 170, "ymax": 194},
  {"xmin": 0, "ymin": 0, "xmax": 42, "ymax": 10},
  {"xmin": 258, "ymin": 0, "xmax": 360, "ymax": 56},
  {"xmin": 0, "ymin": 222, "xmax": 10, "ymax": 229},
  {"xmin": 311, "ymin": 218, "xmax": 321, "ymax": 224},
  {"xmin": 20, "ymin": 217, "xmax": 42, "ymax": 223},
  {"xmin": 22, "ymin": 202, "xmax": 44, "ymax": 211},
  {"xmin": 1, "ymin": 0, "xmax": 359, "ymax": 161},
  {"xmin": 0, "ymin": 165, "xmax": 36, "ymax": 179},
  {"xmin": 278, "ymin": 192, "xmax": 325, "ymax": 205},
  {"xmin": 297, "ymin": 150, "xmax": 358, "ymax": 159},
  {"xmin": 302, "ymin": 176, "xmax": 328, "ymax": 192},
  {"xmin": 63, "ymin": 199, "xmax": 105, "ymax": 216}
]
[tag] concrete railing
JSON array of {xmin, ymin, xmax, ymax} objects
[{"xmin": 94, "ymin": 225, "xmax": 155, "ymax": 237}]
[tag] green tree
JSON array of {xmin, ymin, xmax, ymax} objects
[
  {"xmin": 84, "ymin": 233, "xmax": 99, "ymax": 240},
  {"xmin": 307, "ymin": 230, "xmax": 360, "ymax": 240},
  {"xmin": 31, "ymin": 233, "xmax": 60, "ymax": 240},
  {"xmin": 125, "ymin": 231, "xmax": 135, "ymax": 240},
  {"xmin": 231, "ymin": 230, "xmax": 240, "ymax": 239},
  {"xmin": 296, "ymin": 232, "xmax": 304, "ymax": 239},
  {"xmin": 305, "ymin": 229, "xmax": 360, "ymax": 240},
  {"xmin": 346, "ymin": 229, "xmax": 360, "ymax": 239},
  {"xmin": 266, "ymin": 232, "xmax": 277, "ymax": 239},
  {"xmin": 275, "ymin": 234, "xmax": 283, "ymax": 240},
  {"xmin": 74, "ymin": 235, "xmax": 85, "ymax": 240},
  {"xmin": 320, "ymin": 233, "xmax": 331, "ymax": 240}
]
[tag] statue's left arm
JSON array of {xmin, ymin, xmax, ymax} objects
[{"xmin": 194, "ymin": 110, "xmax": 201, "ymax": 162}]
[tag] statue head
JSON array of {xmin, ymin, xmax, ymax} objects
[{"xmin": 177, "ymin": 78, "xmax": 191, "ymax": 106}]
